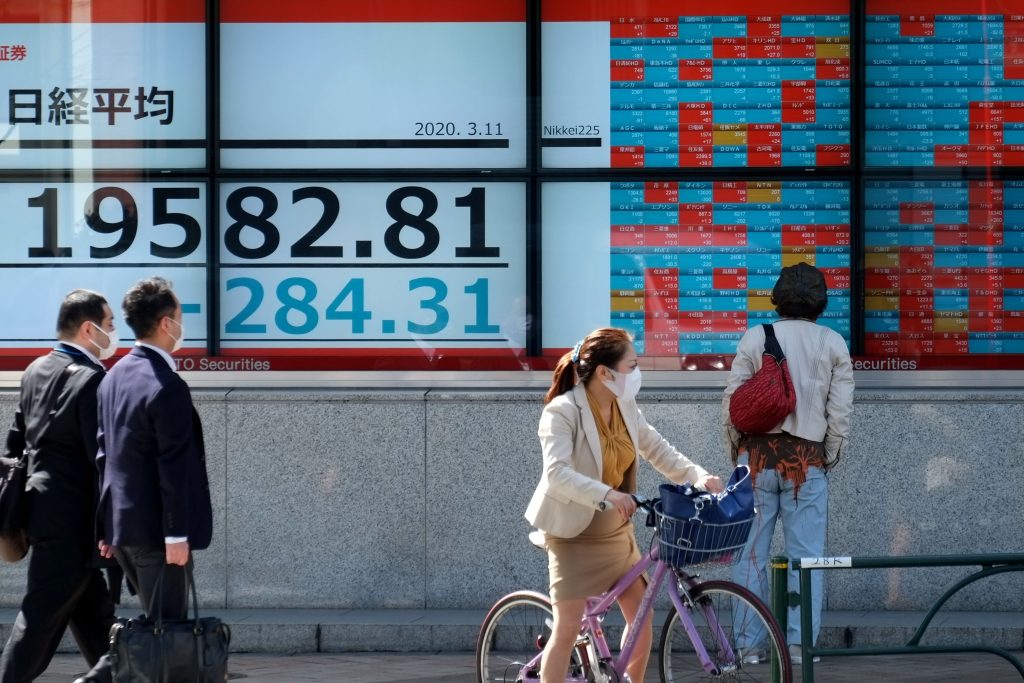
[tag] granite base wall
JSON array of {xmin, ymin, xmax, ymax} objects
[{"xmin": 1, "ymin": 388, "xmax": 1021, "ymax": 613}]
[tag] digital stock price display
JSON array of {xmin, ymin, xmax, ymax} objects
[
  {"xmin": 0, "ymin": 0, "xmax": 206, "ymax": 170},
  {"xmin": 217, "ymin": 182, "xmax": 526, "ymax": 358},
  {"xmin": 10, "ymin": 1, "xmax": 1024, "ymax": 373},
  {"xmin": 0, "ymin": 181, "xmax": 525, "ymax": 369},
  {"xmin": 865, "ymin": 180, "xmax": 1024, "ymax": 356},
  {"xmin": 543, "ymin": 181, "xmax": 851, "ymax": 359},
  {"xmin": 543, "ymin": 0, "xmax": 851, "ymax": 168},
  {"xmin": 867, "ymin": 1, "xmax": 1024, "ymax": 167},
  {"xmin": 219, "ymin": 1, "xmax": 526, "ymax": 169}
]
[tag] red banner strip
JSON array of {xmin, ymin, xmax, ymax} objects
[
  {"xmin": 869, "ymin": 0, "xmax": 1024, "ymax": 13},
  {"xmin": 221, "ymin": 0, "xmax": 525, "ymax": 23},
  {"xmin": 543, "ymin": 0, "xmax": 849, "ymax": 22},
  {"xmin": 0, "ymin": 0, "xmax": 205, "ymax": 23}
]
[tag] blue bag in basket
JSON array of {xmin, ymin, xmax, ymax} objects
[{"xmin": 656, "ymin": 465, "xmax": 755, "ymax": 567}]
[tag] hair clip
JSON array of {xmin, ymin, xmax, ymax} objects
[{"xmin": 570, "ymin": 340, "xmax": 583, "ymax": 364}]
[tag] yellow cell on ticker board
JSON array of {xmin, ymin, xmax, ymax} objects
[
  {"xmin": 865, "ymin": 296, "xmax": 899, "ymax": 311},
  {"xmin": 782, "ymin": 252, "xmax": 815, "ymax": 267},
  {"xmin": 748, "ymin": 296, "xmax": 775, "ymax": 311},
  {"xmin": 713, "ymin": 130, "xmax": 747, "ymax": 145},
  {"xmin": 747, "ymin": 189, "xmax": 781, "ymax": 203},
  {"xmin": 933, "ymin": 316, "xmax": 968, "ymax": 333},
  {"xmin": 610, "ymin": 296, "xmax": 645, "ymax": 312},
  {"xmin": 816, "ymin": 41, "xmax": 849, "ymax": 58},
  {"xmin": 865, "ymin": 252, "xmax": 900, "ymax": 268}
]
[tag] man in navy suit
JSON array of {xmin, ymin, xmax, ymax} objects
[
  {"xmin": 0, "ymin": 290, "xmax": 119, "ymax": 683},
  {"xmin": 78, "ymin": 277, "xmax": 212, "ymax": 683}
]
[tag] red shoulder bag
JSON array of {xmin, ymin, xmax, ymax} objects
[{"xmin": 729, "ymin": 324, "xmax": 796, "ymax": 434}]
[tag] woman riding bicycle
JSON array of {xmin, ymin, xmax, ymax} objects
[{"xmin": 524, "ymin": 327, "xmax": 725, "ymax": 683}]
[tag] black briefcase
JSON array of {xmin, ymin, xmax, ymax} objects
[
  {"xmin": 0, "ymin": 456, "xmax": 28, "ymax": 563},
  {"xmin": 110, "ymin": 567, "xmax": 231, "ymax": 682}
]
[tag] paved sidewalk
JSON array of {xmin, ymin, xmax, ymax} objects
[
  {"xmin": 33, "ymin": 650, "xmax": 1024, "ymax": 682},
  {"xmin": 5, "ymin": 607, "xmax": 1022, "ymax": 654}
]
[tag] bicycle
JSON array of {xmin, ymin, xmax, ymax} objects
[{"xmin": 476, "ymin": 494, "xmax": 792, "ymax": 682}]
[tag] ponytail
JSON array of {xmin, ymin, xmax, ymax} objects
[{"xmin": 544, "ymin": 352, "xmax": 577, "ymax": 404}]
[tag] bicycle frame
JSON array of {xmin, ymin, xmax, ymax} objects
[
  {"xmin": 587, "ymin": 543, "xmax": 733, "ymax": 679},
  {"xmin": 515, "ymin": 543, "xmax": 735, "ymax": 682}
]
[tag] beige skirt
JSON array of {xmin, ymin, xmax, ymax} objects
[{"xmin": 544, "ymin": 508, "xmax": 643, "ymax": 603}]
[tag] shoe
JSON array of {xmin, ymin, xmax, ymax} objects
[
  {"xmin": 788, "ymin": 644, "xmax": 820, "ymax": 665},
  {"xmin": 738, "ymin": 648, "xmax": 761, "ymax": 664}
]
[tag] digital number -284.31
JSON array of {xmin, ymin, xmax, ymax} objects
[{"xmin": 225, "ymin": 276, "xmax": 499, "ymax": 336}]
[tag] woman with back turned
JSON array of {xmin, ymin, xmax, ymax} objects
[
  {"xmin": 525, "ymin": 326, "xmax": 724, "ymax": 682},
  {"xmin": 723, "ymin": 263, "xmax": 854, "ymax": 665}
]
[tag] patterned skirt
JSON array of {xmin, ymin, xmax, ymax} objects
[{"xmin": 741, "ymin": 432, "xmax": 826, "ymax": 499}]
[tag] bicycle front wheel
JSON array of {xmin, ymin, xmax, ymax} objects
[
  {"xmin": 477, "ymin": 590, "xmax": 576, "ymax": 683},
  {"xmin": 658, "ymin": 579, "xmax": 792, "ymax": 683}
]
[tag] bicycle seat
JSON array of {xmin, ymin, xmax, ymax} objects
[{"xmin": 528, "ymin": 529, "xmax": 546, "ymax": 550}]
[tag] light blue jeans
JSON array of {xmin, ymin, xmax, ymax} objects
[{"xmin": 732, "ymin": 461, "xmax": 828, "ymax": 649}]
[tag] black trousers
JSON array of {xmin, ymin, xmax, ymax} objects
[
  {"xmin": 115, "ymin": 546, "xmax": 192, "ymax": 620},
  {"xmin": 0, "ymin": 538, "xmax": 117, "ymax": 683}
]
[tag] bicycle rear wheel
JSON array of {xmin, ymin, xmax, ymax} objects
[
  {"xmin": 658, "ymin": 579, "xmax": 792, "ymax": 682},
  {"xmin": 476, "ymin": 590, "xmax": 585, "ymax": 683}
]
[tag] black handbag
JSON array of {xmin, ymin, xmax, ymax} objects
[
  {"xmin": 110, "ymin": 566, "xmax": 231, "ymax": 683},
  {"xmin": 0, "ymin": 364, "xmax": 76, "ymax": 563},
  {"xmin": 0, "ymin": 455, "xmax": 28, "ymax": 562}
]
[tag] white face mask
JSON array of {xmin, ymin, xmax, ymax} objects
[
  {"xmin": 166, "ymin": 317, "xmax": 184, "ymax": 353},
  {"xmin": 90, "ymin": 323, "xmax": 119, "ymax": 361},
  {"xmin": 603, "ymin": 366, "xmax": 642, "ymax": 401}
]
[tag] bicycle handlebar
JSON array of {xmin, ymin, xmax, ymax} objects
[{"xmin": 595, "ymin": 493, "xmax": 658, "ymax": 514}]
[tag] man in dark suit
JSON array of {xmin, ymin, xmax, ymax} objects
[
  {"xmin": 94, "ymin": 276, "xmax": 212, "ymax": 622},
  {"xmin": 0, "ymin": 290, "xmax": 119, "ymax": 683},
  {"xmin": 76, "ymin": 277, "xmax": 213, "ymax": 683}
]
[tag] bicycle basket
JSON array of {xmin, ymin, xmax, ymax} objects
[{"xmin": 654, "ymin": 502, "xmax": 755, "ymax": 568}]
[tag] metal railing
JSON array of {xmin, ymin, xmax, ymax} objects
[{"xmin": 770, "ymin": 553, "xmax": 1024, "ymax": 683}]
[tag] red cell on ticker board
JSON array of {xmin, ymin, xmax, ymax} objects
[
  {"xmin": 713, "ymin": 268, "xmax": 747, "ymax": 289},
  {"xmin": 713, "ymin": 182, "xmax": 746, "ymax": 203}
]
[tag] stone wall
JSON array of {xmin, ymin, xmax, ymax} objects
[{"xmin": 1, "ymin": 387, "xmax": 1021, "ymax": 612}]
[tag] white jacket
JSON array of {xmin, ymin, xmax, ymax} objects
[
  {"xmin": 525, "ymin": 383, "xmax": 713, "ymax": 538},
  {"xmin": 722, "ymin": 318, "xmax": 854, "ymax": 465}
]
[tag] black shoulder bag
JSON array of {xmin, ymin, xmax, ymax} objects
[
  {"xmin": 110, "ymin": 566, "xmax": 231, "ymax": 682},
  {"xmin": 0, "ymin": 363, "xmax": 76, "ymax": 562}
]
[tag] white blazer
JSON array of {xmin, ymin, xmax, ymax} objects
[{"xmin": 524, "ymin": 383, "xmax": 713, "ymax": 539}]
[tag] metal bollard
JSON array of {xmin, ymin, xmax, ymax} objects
[{"xmin": 770, "ymin": 556, "xmax": 790, "ymax": 683}]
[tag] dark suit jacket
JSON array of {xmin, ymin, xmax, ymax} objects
[
  {"xmin": 3, "ymin": 345, "xmax": 104, "ymax": 545},
  {"xmin": 96, "ymin": 345, "xmax": 212, "ymax": 550}
]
